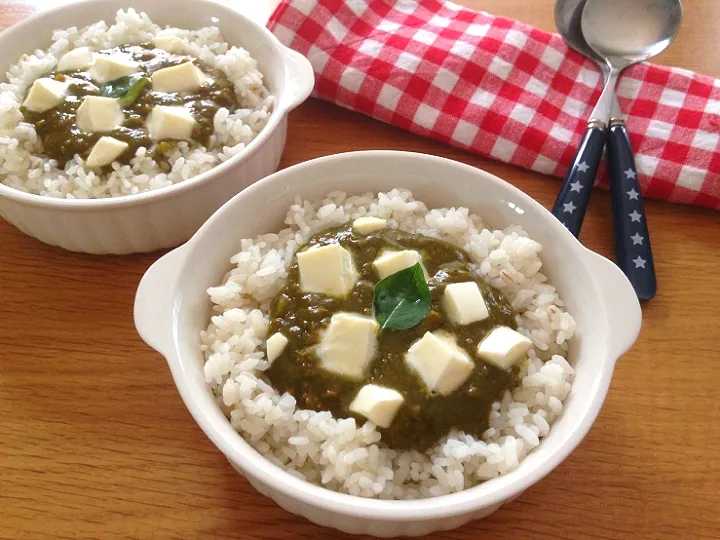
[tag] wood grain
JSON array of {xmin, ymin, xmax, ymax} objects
[{"xmin": 1, "ymin": 1, "xmax": 719, "ymax": 539}]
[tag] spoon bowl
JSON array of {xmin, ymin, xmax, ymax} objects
[
  {"xmin": 582, "ymin": 0, "xmax": 683, "ymax": 68},
  {"xmin": 555, "ymin": 0, "xmax": 602, "ymax": 63},
  {"xmin": 554, "ymin": 0, "xmax": 618, "ymax": 113}
]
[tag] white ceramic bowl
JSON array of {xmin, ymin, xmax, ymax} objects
[
  {"xmin": 0, "ymin": 0, "xmax": 313, "ymax": 254},
  {"xmin": 134, "ymin": 151, "xmax": 642, "ymax": 537}
]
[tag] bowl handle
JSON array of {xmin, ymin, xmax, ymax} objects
[
  {"xmin": 134, "ymin": 245, "xmax": 188, "ymax": 358},
  {"xmin": 280, "ymin": 46, "xmax": 315, "ymax": 113},
  {"xmin": 583, "ymin": 249, "xmax": 643, "ymax": 361}
]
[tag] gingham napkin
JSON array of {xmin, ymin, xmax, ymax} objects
[{"xmin": 268, "ymin": 0, "xmax": 720, "ymax": 210}]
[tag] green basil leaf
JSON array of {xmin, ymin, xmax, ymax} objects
[
  {"xmin": 99, "ymin": 75, "xmax": 137, "ymax": 98},
  {"xmin": 119, "ymin": 76, "xmax": 150, "ymax": 106},
  {"xmin": 373, "ymin": 263, "xmax": 431, "ymax": 330},
  {"xmin": 99, "ymin": 75, "xmax": 149, "ymax": 104}
]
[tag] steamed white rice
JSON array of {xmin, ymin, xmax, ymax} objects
[
  {"xmin": 0, "ymin": 9, "xmax": 273, "ymax": 199},
  {"xmin": 201, "ymin": 190, "xmax": 576, "ymax": 499}
]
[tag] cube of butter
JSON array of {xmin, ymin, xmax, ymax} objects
[
  {"xmin": 89, "ymin": 53, "xmax": 139, "ymax": 83},
  {"xmin": 21, "ymin": 78, "xmax": 68, "ymax": 113},
  {"xmin": 152, "ymin": 61, "xmax": 207, "ymax": 93},
  {"xmin": 477, "ymin": 326, "xmax": 533, "ymax": 370},
  {"xmin": 349, "ymin": 384, "xmax": 404, "ymax": 428},
  {"xmin": 373, "ymin": 250, "xmax": 427, "ymax": 280},
  {"xmin": 297, "ymin": 243, "xmax": 357, "ymax": 297},
  {"xmin": 442, "ymin": 282, "xmax": 489, "ymax": 325},
  {"xmin": 86, "ymin": 136, "xmax": 128, "ymax": 168},
  {"xmin": 352, "ymin": 217, "xmax": 387, "ymax": 235},
  {"xmin": 146, "ymin": 106, "xmax": 195, "ymax": 140},
  {"xmin": 266, "ymin": 332, "xmax": 288, "ymax": 363},
  {"xmin": 76, "ymin": 96, "xmax": 123, "ymax": 132},
  {"xmin": 57, "ymin": 47, "xmax": 94, "ymax": 72},
  {"xmin": 151, "ymin": 35, "xmax": 185, "ymax": 53},
  {"xmin": 405, "ymin": 331, "xmax": 474, "ymax": 395},
  {"xmin": 317, "ymin": 313, "xmax": 378, "ymax": 379}
]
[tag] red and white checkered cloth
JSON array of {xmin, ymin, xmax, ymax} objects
[{"xmin": 268, "ymin": 0, "xmax": 720, "ymax": 210}]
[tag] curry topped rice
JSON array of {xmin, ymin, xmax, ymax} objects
[
  {"xmin": 266, "ymin": 224, "xmax": 520, "ymax": 451},
  {"xmin": 22, "ymin": 43, "xmax": 242, "ymax": 169}
]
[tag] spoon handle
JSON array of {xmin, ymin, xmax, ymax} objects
[
  {"xmin": 606, "ymin": 121, "xmax": 657, "ymax": 300},
  {"xmin": 552, "ymin": 122, "xmax": 605, "ymax": 237}
]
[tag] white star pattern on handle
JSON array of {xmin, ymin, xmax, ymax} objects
[
  {"xmin": 624, "ymin": 168, "xmax": 636, "ymax": 180},
  {"xmin": 630, "ymin": 233, "xmax": 644, "ymax": 245},
  {"xmin": 577, "ymin": 161, "xmax": 590, "ymax": 173},
  {"xmin": 570, "ymin": 181, "xmax": 583, "ymax": 193},
  {"xmin": 564, "ymin": 201, "xmax": 576, "ymax": 214},
  {"xmin": 633, "ymin": 256, "xmax": 646, "ymax": 269},
  {"xmin": 627, "ymin": 188, "xmax": 639, "ymax": 200},
  {"xmin": 629, "ymin": 210, "xmax": 642, "ymax": 222}
]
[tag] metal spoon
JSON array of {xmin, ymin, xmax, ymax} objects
[
  {"xmin": 552, "ymin": 0, "xmax": 622, "ymax": 240},
  {"xmin": 554, "ymin": 0, "xmax": 664, "ymax": 300},
  {"xmin": 581, "ymin": 0, "xmax": 681, "ymax": 300}
]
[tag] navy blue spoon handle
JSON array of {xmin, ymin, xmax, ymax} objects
[
  {"xmin": 552, "ymin": 122, "xmax": 606, "ymax": 237},
  {"xmin": 606, "ymin": 122, "xmax": 657, "ymax": 300}
]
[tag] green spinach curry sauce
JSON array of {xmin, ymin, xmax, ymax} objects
[
  {"xmin": 266, "ymin": 225, "xmax": 521, "ymax": 451},
  {"xmin": 20, "ymin": 44, "xmax": 240, "ymax": 168}
]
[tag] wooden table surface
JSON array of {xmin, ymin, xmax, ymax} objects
[{"xmin": 1, "ymin": 1, "xmax": 719, "ymax": 539}]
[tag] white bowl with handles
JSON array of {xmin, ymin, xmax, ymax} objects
[
  {"xmin": 134, "ymin": 151, "xmax": 642, "ymax": 537},
  {"xmin": 0, "ymin": 0, "xmax": 314, "ymax": 254}
]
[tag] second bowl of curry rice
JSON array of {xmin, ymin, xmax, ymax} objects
[{"xmin": 0, "ymin": 0, "xmax": 313, "ymax": 253}]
